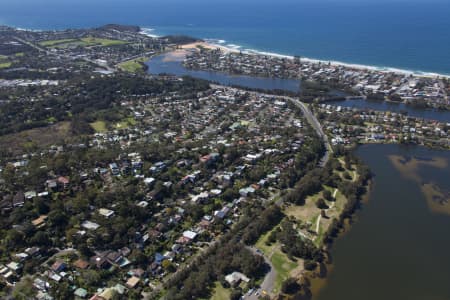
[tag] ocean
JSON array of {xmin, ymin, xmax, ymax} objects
[{"xmin": 1, "ymin": 0, "xmax": 450, "ymax": 75}]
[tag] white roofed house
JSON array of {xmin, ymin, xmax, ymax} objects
[
  {"xmin": 190, "ymin": 191, "xmax": 209, "ymax": 203},
  {"xmin": 182, "ymin": 230, "xmax": 198, "ymax": 241},
  {"xmin": 98, "ymin": 208, "xmax": 115, "ymax": 218},
  {"xmin": 209, "ymin": 189, "xmax": 222, "ymax": 197},
  {"xmin": 239, "ymin": 186, "xmax": 255, "ymax": 197},
  {"xmin": 273, "ymin": 100, "xmax": 287, "ymax": 108},
  {"xmin": 243, "ymin": 153, "xmax": 262, "ymax": 164},
  {"xmin": 225, "ymin": 271, "xmax": 250, "ymax": 287},
  {"xmin": 81, "ymin": 220, "xmax": 100, "ymax": 231},
  {"xmin": 24, "ymin": 191, "xmax": 37, "ymax": 200},
  {"xmin": 144, "ymin": 177, "xmax": 156, "ymax": 187}
]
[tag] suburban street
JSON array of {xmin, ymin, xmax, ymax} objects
[
  {"xmin": 14, "ymin": 36, "xmax": 117, "ymax": 73},
  {"xmin": 245, "ymin": 246, "xmax": 275, "ymax": 300},
  {"xmin": 211, "ymin": 85, "xmax": 332, "ymax": 168}
]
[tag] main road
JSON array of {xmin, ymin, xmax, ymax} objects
[
  {"xmin": 143, "ymin": 89, "xmax": 331, "ymax": 299},
  {"xmin": 210, "ymin": 85, "xmax": 332, "ymax": 166},
  {"xmin": 278, "ymin": 95, "xmax": 332, "ymax": 167},
  {"xmin": 245, "ymin": 95, "xmax": 332, "ymax": 299}
]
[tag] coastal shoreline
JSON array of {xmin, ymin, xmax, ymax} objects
[
  {"xmin": 202, "ymin": 41, "xmax": 450, "ymax": 80},
  {"xmin": 6, "ymin": 23, "xmax": 449, "ymax": 79},
  {"xmin": 139, "ymin": 27, "xmax": 450, "ymax": 80}
]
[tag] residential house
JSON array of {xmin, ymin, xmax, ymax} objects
[
  {"xmin": 32, "ymin": 215, "xmax": 48, "ymax": 228},
  {"xmin": 13, "ymin": 192, "xmax": 25, "ymax": 207},
  {"xmin": 126, "ymin": 276, "xmax": 140, "ymax": 289},
  {"xmin": 50, "ymin": 260, "xmax": 66, "ymax": 273},
  {"xmin": 98, "ymin": 208, "xmax": 115, "ymax": 218},
  {"xmin": 74, "ymin": 287, "xmax": 88, "ymax": 299},
  {"xmin": 225, "ymin": 271, "xmax": 250, "ymax": 287},
  {"xmin": 57, "ymin": 176, "xmax": 70, "ymax": 189}
]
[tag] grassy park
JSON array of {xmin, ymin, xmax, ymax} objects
[
  {"xmin": 90, "ymin": 120, "xmax": 108, "ymax": 133},
  {"xmin": 118, "ymin": 57, "xmax": 149, "ymax": 73},
  {"xmin": 39, "ymin": 37, "xmax": 127, "ymax": 48}
]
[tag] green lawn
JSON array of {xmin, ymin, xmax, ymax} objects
[
  {"xmin": 254, "ymin": 225, "xmax": 298, "ymax": 294},
  {"xmin": 114, "ymin": 117, "xmax": 136, "ymax": 129},
  {"xmin": 118, "ymin": 57, "xmax": 149, "ymax": 73},
  {"xmin": 39, "ymin": 39, "xmax": 78, "ymax": 47},
  {"xmin": 0, "ymin": 62, "xmax": 11, "ymax": 69},
  {"xmin": 40, "ymin": 37, "xmax": 127, "ymax": 48},
  {"xmin": 80, "ymin": 37, "xmax": 127, "ymax": 46},
  {"xmin": 90, "ymin": 120, "xmax": 107, "ymax": 133},
  {"xmin": 271, "ymin": 251, "xmax": 298, "ymax": 293},
  {"xmin": 209, "ymin": 282, "xmax": 230, "ymax": 300},
  {"xmin": 254, "ymin": 226, "xmax": 276, "ymax": 256},
  {"xmin": 46, "ymin": 117, "xmax": 57, "ymax": 123}
]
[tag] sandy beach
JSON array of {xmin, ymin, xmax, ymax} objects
[
  {"xmin": 180, "ymin": 41, "xmax": 239, "ymax": 54},
  {"xmin": 140, "ymin": 28, "xmax": 449, "ymax": 79},
  {"xmin": 195, "ymin": 41, "xmax": 450, "ymax": 79}
]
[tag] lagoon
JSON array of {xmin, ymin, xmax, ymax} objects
[
  {"xmin": 315, "ymin": 144, "xmax": 450, "ymax": 300},
  {"xmin": 146, "ymin": 53, "xmax": 450, "ymax": 123},
  {"xmin": 145, "ymin": 53, "xmax": 301, "ymax": 92},
  {"xmin": 328, "ymin": 99, "xmax": 450, "ymax": 123}
]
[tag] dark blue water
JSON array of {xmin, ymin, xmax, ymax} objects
[
  {"xmin": 146, "ymin": 53, "xmax": 301, "ymax": 92},
  {"xmin": 1, "ymin": 0, "xmax": 450, "ymax": 75}
]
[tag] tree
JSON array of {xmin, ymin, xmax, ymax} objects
[
  {"xmin": 48, "ymin": 209, "xmax": 67, "ymax": 228},
  {"xmin": 230, "ymin": 289, "xmax": 242, "ymax": 300},
  {"xmin": 33, "ymin": 197, "xmax": 50, "ymax": 214},
  {"xmin": 281, "ymin": 277, "xmax": 300, "ymax": 294},
  {"xmin": 343, "ymin": 171, "xmax": 352, "ymax": 180},
  {"xmin": 50, "ymin": 281, "xmax": 72, "ymax": 299},
  {"xmin": 30, "ymin": 231, "xmax": 51, "ymax": 247},
  {"xmin": 12, "ymin": 277, "xmax": 36, "ymax": 300},
  {"xmin": 5, "ymin": 229, "xmax": 25, "ymax": 250},
  {"xmin": 323, "ymin": 189, "xmax": 333, "ymax": 201},
  {"xmin": 162, "ymin": 260, "xmax": 176, "ymax": 273},
  {"xmin": 81, "ymin": 269, "xmax": 101, "ymax": 286},
  {"xmin": 129, "ymin": 249, "xmax": 148, "ymax": 266},
  {"xmin": 304, "ymin": 260, "xmax": 317, "ymax": 271},
  {"xmin": 316, "ymin": 198, "xmax": 328, "ymax": 209}
]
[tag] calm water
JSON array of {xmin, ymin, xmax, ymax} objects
[
  {"xmin": 315, "ymin": 144, "xmax": 450, "ymax": 300},
  {"xmin": 329, "ymin": 99, "xmax": 450, "ymax": 123},
  {"xmin": 147, "ymin": 54, "xmax": 450, "ymax": 122},
  {"xmin": 146, "ymin": 53, "xmax": 301, "ymax": 92},
  {"xmin": 1, "ymin": 0, "xmax": 450, "ymax": 75}
]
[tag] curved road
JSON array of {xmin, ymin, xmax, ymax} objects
[
  {"xmin": 209, "ymin": 85, "xmax": 331, "ymax": 165},
  {"xmin": 245, "ymin": 246, "xmax": 276, "ymax": 300},
  {"xmin": 285, "ymin": 97, "xmax": 332, "ymax": 167},
  {"xmin": 244, "ymin": 96, "xmax": 331, "ymax": 299}
]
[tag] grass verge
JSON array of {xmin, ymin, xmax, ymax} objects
[{"xmin": 209, "ymin": 282, "xmax": 230, "ymax": 300}]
